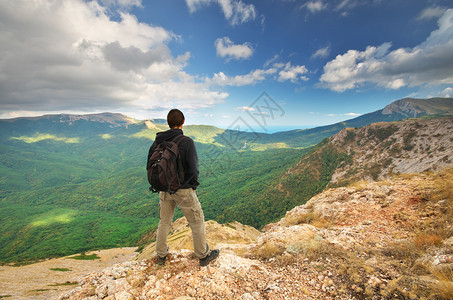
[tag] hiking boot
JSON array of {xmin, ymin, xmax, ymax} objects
[
  {"xmin": 157, "ymin": 255, "xmax": 166, "ymax": 266},
  {"xmin": 199, "ymin": 249, "xmax": 219, "ymax": 267}
]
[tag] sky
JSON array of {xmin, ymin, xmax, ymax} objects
[{"xmin": 1, "ymin": 0, "xmax": 453, "ymax": 131}]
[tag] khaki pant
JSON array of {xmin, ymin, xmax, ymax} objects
[{"xmin": 156, "ymin": 188, "xmax": 210, "ymax": 259}]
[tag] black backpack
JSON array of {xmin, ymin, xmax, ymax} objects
[{"xmin": 147, "ymin": 135, "xmax": 187, "ymax": 194}]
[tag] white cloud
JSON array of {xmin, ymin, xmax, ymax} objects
[
  {"xmin": 301, "ymin": 0, "xmax": 327, "ymax": 14},
  {"xmin": 335, "ymin": 0, "xmax": 364, "ymax": 15},
  {"xmin": 298, "ymin": 0, "xmax": 382, "ymax": 17},
  {"xmin": 417, "ymin": 6, "xmax": 447, "ymax": 20},
  {"xmin": 215, "ymin": 37, "xmax": 253, "ymax": 60},
  {"xmin": 100, "ymin": 0, "xmax": 142, "ymax": 9},
  {"xmin": 439, "ymin": 87, "xmax": 453, "ymax": 97},
  {"xmin": 336, "ymin": 0, "xmax": 350, "ymax": 11},
  {"xmin": 185, "ymin": 0, "xmax": 256, "ymax": 25},
  {"xmin": 186, "ymin": 0, "xmax": 206, "ymax": 12},
  {"xmin": 326, "ymin": 112, "xmax": 361, "ymax": 117},
  {"xmin": 102, "ymin": 41, "xmax": 172, "ymax": 71},
  {"xmin": 264, "ymin": 54, "xmax": 280, "ymax": 68},
  {"xmin": 235, "ymin": 106, "xmax": 255, "ymax": 112},
  {"xmin": 311, "ymin": 46, "xmax": 330, "ymax": 59},
  {"xmin": 207, "ymin": 68, "xmax": 277, "ymax": 86},
  {"xmin": 278, "ymin": 63, "xmax": 309, "ymax": 83},
  {"xmin": 320, "ymin": 9, "xmax": 453, "ymax": 92},
  {"xmin": 206, "ymin": 61, "xmax": 310, "ymax": 86},
  {"xmin": 0, "ymin": 0, "xmax": 226, "ymax": 118}
]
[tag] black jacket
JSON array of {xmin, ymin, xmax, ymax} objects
[{"xmin": 147, "ymin": 129, "xmax": 199, "ymax": 190}]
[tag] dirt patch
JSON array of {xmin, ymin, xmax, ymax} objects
[{"xmin": 0, "ymin": 247, "xmax": 137, "ymax": 300}]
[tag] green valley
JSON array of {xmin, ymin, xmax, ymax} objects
[
  {"xmin": 1, "ymin": 98, "xmax": 452, "ymax": 263},
  {"xmin": 0, "ymin": 117, "xmax": 308, "ymax": 263}
]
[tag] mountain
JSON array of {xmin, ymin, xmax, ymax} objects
[
  {"xmin": 228, "ymin": 97, "xmax": 453, "ymax": 148},
  {"xmin": 0, "ymin": 112, "xmax": 135, "ymax": 138},
  {"xmin": 381, "ymin": 97, "xmax": 453, "ymax": 117},
  {"xmin": 60, "ymin": 169, "xmax": 453, "ymax": 300},
  {"xmin": 0, "ymin": 113, "xmax": 304, "ymax": 263},
  {"xmin": 0, "ymin": 113, "xmax": 165, "ymax": 263},
  {"xmin": 1, "ymin": 97, "xmax": 452, "ymax": 148},
  {"xmin": 280, "ymin": 116, "xmax": 453, "ymax": 188},
  {"xmin": 2, "ymin": 112, "xmax": 135, "ymax": 124},
  {"xmin": 0, "ymin": 97, "xmax": 452, "ymax": 264},
  {"xmin": 328, "ymin": 117, "xmax": 453, "ymax": 185},
  {"xmin": 225, "ymin": 116, "xmax": 453, "ymax": 230}
]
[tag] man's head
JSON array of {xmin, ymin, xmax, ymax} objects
[{"xmin": 167, "ymin": 109, "xmax": 185, "ymax": 129}]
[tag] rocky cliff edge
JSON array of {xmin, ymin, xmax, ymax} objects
[{"xmin": 62, "ymin": 169, "xmax": 453, "ymax": 300}]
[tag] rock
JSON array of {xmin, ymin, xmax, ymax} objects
[
  {"xmin": 241, "ymin": 292, "xmax": 255, "ymax": 299},
  {"xmin": 106, "ymin": 278, "xmax": 129, "ymax": 296},
  {"xmin": 127, "ymin": 273, "xmax": 146, "ymax": 288},
  {"xmin": 443, "ymin": 237, "xmax": 453, "ymax": 247},
  {"xmin": 432, "ymin": 255, "xmax": 453, "ymax": 265},
  {"xmin": 115, "ymin": 291, "xmax": 134, "ymax": 300},
  {"xmin": 367, "ymin": 276, "xmax": 382, "ymax": 288},
  {"xmin": 365, "ymin": 257, "xmax": 378, "ymax": 268},
  {"xmin": 187, "ymin": 288, "xmax": 196, "ymax": 296},
  {"xmin": 264, "ymin": 283, "xmax": 279, "ymax": 291}
]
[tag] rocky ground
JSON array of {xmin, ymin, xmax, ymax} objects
[{"xmin": 62, "ymin": 170, "xmax": 453, "ymax": 299}]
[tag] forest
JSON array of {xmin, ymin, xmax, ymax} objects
[
  {"xmin": 3, "ymin": 97, "xmax": 448, "ymax": 263},
  {"xmin": 0, "ymin": 118, "xmax": 320, "ymax": 263}
]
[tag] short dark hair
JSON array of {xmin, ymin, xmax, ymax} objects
[{"xmin": 167, "ymin": 109, "xmax": 185, "ymax": 128}]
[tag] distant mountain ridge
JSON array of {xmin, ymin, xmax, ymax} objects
[
  {"xmin": 254, "ymin": 97, "xmax": 453, "ymax": 147},
  {"xmin": 0, "ymin": 112, "xmax": 169, "ymax": 128},
  {"xmin": 1, "ymin": 97, "xmax": 452, "ymax": 148},
  {"xmin": 2, "ymin": 112, "xmax": 135, "ymax": 125},
  {"xmin": 382, "ymin": 97, "xmax": 453, "ymax": 117}
]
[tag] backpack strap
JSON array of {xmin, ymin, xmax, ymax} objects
[
  {"xmin": 171, "ymin": 134, "xmax": 187, "ymax": 145},
  {"xmin": 171, "ymin": 135, "xmax": 187, "ymax": 192}
]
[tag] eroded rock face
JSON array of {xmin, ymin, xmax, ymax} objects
[
  {"xmin": 62, "ymin": 171, "xmax": 453, "ymax": 299},
  {"xmin": 329, "ymin": 117, "xmax": 453, "ymax": 183},
  {"xmin": 382, "ymin": 98, "xmax": 419, "ymax": 117}
]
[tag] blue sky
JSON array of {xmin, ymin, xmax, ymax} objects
[{"xmin": 0, "ymin": 0, "xmax": 452, "ymax": 130}]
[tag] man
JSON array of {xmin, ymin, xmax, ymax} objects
[{"xmin": 147, "ymin": 109, "xmax": 219, "ymax": 267}]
